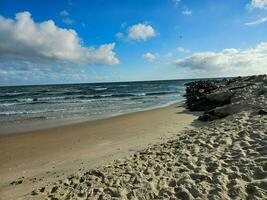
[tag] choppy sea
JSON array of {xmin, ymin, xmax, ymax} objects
[{"xmin": 0, "ymin": 79, "xmax": 195, "ymax": 126}]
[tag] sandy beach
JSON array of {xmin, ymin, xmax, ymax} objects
[
  {"xmin": 1, "ymin": 75, "xmax": 266, "ymax": 200},
  {"xmin": 1, "ymin": 1, "xmax": 266, "ymax": 199},
  {"xmin": 0, "ymin": 102, "xmax": 200, "ymax": 200},
  {"xmin": 35, "ymin": 110, "xmax": 266, "ymax": 200}
]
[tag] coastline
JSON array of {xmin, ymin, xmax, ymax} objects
[
  {"xmin": 21, "ymin": 74, "xmax": 267, "ymax": 200},
  {"xmin": 0, "ymin": 100, "xmax": 184, "ymax": 135},
  {"xmin": 0, "ymin": 102, "xmax": 201, "ymax": 199},
  {"xmin": 1, "ymin": 75, "xmax": 265, "ymax": 200},
  {"xmin": 0, "ymin": 79, "xmax": 186, "ymax": 135}
]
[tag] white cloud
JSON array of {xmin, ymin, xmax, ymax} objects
[
  {"xmin": 174, "ymin": 42, "xmax": 267, "ymax": 76},
  {"xmin": 177, "ymin": 47, "xmax": 190, "ymax": 53},
  {"xmin": 60, "ymin": 10, "xmax": 69, "ymax": 16},
  {"xmin": 0, "ymin": 11, "xmax": 119, "ymax": 65},
  {"xmin": 182, "ymin": 9, "xmax": 192, "ymax": 16},
  {"xmin": 143, "ymin": 52, "xmax": 156, "ymax": 62},
  {"xmin": 245, "ymin": 16, "xmax": 267, "ymax": 25},
  {"xmin": 247, "ymin": 0, "xmax": 267, "ymax": 10},
  {"xmin": 128, "ymin": 23, "xmax": 156, "ymax": 41},
  {"xmin": 115, "ymin": 32, "xmax": 124, "ymax": 40}
]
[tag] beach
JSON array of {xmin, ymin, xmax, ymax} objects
[
  {"xmin": 1, "ymin": 1, "xmax": 267, "ymax": 199},
  {"xmin": 0, "ymin": 102, "xmax": 200, "ymax": 199},
  {"xmin": 0, "ymin": 75, "xmax": 266, "ymax": 200}
]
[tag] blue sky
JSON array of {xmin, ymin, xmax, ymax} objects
[{"xmin": 0, "ymin": 0, "xmax": 266, "ymax": 85}]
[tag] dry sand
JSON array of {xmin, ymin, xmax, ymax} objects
[
  {"xmin": 0, "ymin": 102, "xmax": 201, "ymax": 200},
  {"xmin": 30, "ymin": 110, "xmax": 267, "ymax": 200}
]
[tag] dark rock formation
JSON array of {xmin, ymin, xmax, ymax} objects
[
  {"xmin": 258, "ymin": 109, "xmax": 267, "ymax": 115},
  {"xmin": 184, "ymin": 79, "xmax": 231, "ymax": 111},
  {"xmin": 185, "ymin": 75, "xmax": 267, "ymax": 121}
]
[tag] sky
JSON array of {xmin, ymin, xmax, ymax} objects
[{"xmin": 0, "ymin": 0, "xmax": 266, "ymax": 86}]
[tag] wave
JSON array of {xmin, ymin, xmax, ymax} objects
[
  {"xmin": 0, "ymin": 108, "xmax": 65, "ymax": 116},
  {"xmin": 0, "ymin": 80, "xmax": 188, "ymax": 127},
  {"xmin": 0, "ymin": 92, "xmax": 29, "ymax": 98},
  {"xmin": 0, "ymin": 91, "xmax": 180, "ymax": 106},
  {"xmin": 0, "ymin": 102, "xmax": 19, "ymax": 107},
  {"xmin": 16, "ymin": 98, "xmax": 36, "ymax": 103},
  {"xmin": 94, "ymin": 87, "xmax": 107, "ymax": 91}
]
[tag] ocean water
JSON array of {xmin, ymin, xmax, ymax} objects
[{"xmin": 0, "ymin": 79, "xmax": 191, "ymax": 126}]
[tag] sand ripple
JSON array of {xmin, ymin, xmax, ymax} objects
[{"xmin": 32, "ymin": 110, "xmax": 267, "ymax": 199}]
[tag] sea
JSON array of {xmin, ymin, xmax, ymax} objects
[{"xmin": 0, "ymin": 79, "xmax": 195, "ymax": 131}]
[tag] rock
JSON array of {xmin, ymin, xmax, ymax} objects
[
  {"xmin": 184, "ymin": 79, "xmax": 227, "ymax": 111},
  {"xmin": 185, "ymin": 75, "xmax": 267, "ymax": 121},
  {"xmin": 198, "ymin": 105, "xmax": 232, "ymax": 121},
  {"xmin": 206, "ymin": 91, "xmax": 234, "ymax": 102},
  {"xmin": 198, "ymin": 113, "xmax": 214, "ymax": 121},
  {"xmin": 258, "ymin": 109, "xmax": 267, "ymax": 115}
]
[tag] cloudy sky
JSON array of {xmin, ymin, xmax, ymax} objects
[{"xmin": 0, "ymin": 0, "xmax": 266, "ymax": 85}]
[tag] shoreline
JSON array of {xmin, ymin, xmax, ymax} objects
[
  {"xmin": 0, "ymin": 102, "xmax": 201, "ymax": 199},
  {"xmin": 26, "ymin": 74, "xmax": 267, "ymax": 200},
  {"xmin": 1, "ymin": 75, "xmax": 266, "ymax": 200},
  {"xmin": 0, "ymin": 100, "xmax": 184, "ymax": 135}
]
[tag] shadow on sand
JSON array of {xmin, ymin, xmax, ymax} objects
[{"xmin": 175, "ymin": 103, "xmax": 205, "ymax": 128}]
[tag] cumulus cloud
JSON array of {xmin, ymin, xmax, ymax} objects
[
  {"xmin": 174, "ymin": 42, "xmax": 267, "ymax": 76},
  {"xmin": 0, "ymin": 11, "xmax": 119, "ymax": 65},
  {"xmin": 143, "ymin": 52, "xmax": 156, "ymax": 62},
  {"xmin": 245, "ymin": 16, "xmax": 267, "ymax": 25},
  {"xmin": 128, "ymin": 23, "xmax": 156, "ymax": 41},
  {"xmin": 247, "ymin": 0, "xmax": 267, "ymax": 10},
  {"xmin": 182, "ymin": 9, "xmax": 192, "ymax": 16}
]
